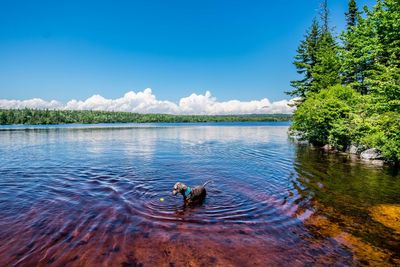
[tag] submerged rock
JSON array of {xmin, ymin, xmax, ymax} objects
[
  {"xmin": 370, "ymin": 204, "xmax": 400, "ymax": 234},
  {"xmin": 360, "ymin": 148, "xmax": 383, "ymax": 160}
]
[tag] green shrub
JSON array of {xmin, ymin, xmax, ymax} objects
[
  {"xmin": 359, "ymin": 112, "xmax": 400, "ymax": 162},
  {"xmin": 291, "ymin": 85, "xmax": 359, "ymax": 148}
]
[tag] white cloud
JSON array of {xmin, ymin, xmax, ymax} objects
[
  {"xmin": 0, "ymin": 98, "xmax": 63, "ymax": 110},
  {"xmin": 0, "ymin": 88, "xmax": 296, "ymax": 114}
]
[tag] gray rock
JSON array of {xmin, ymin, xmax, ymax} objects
[
  {"xmin": 360, "ymin": 148, "xmax": 382, "ymax": 160},
  {"xmin": 349, "ymin": 145, "xmax": 358, "ymax": 154},
  {"xmin": 292, "ymin": 139, "xmax": 309, "ymax": 145},
  {"xmin": 289, "ymin": 131, "xmax": 308, "ymax": 144},
  {"xmin": 322, "ymin": 144, "xmax": 337, "ymax": 151},
  {"xmin": 348, "ymin": 144, "xmax": 366, "ymax": 154},
  {"xmin": 322, "ymin": 144, "xmax": 331, "ymax": 151}
]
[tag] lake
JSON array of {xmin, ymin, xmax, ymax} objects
[{"xmin": 0, "ymin": 122, "xmax": 399, "ymax": 266}]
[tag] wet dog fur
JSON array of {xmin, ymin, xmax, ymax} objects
[{"xmin": 172, "ymin": 181, "xmax": 212, "ymax": 205}]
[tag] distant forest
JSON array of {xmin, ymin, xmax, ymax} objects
[{"xmin": 0, "ymin": 109, "xmax": 292, "ymax": 125}]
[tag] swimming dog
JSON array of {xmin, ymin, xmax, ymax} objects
[{"xmin": 172, "ymin": 181, "xmax": 212, "ymax": 205}]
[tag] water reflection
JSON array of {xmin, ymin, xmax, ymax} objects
[
  {"xmin": 0, "ymin": 123, "xmax": 398, "ymax": 266},
  {"xmin": 293, "ymin": 145, "xmax": 400, "ymax": 265}
]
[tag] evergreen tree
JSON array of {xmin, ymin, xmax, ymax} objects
[
  {"xmin": 341, "ymin": 0, "xmax": 400, "ymax": 99},
  {"xmin": 366, "ymin": 0, "xmax": 400, "ymax": 110},
  {"xmin": 288, "ymin": 0, "xmax": 342, "ymax": 99},
  {"xmin": 373, "ymin": 0, "xmax": 400, "ymax": 68},
  {"xmin": 311, "ymin": 0, "xmax": 341, "ymax": 92},
  {"xmin": 345, "ymin": 0, "xmax": 359, "ymax": 31},
  {"xmin": 288, "ymin": 19, "xmax": 320, "ymax": 99},
  {"xmin": 320, "ymin": 0, "xmax": 330, "ymax": 34},
  {"xmin": 311, "ymin": 32, "xmax": 341, "ymax": 92},
  {"xmin": 341, "ymin": 0, "xmax": 367, "ymax": 90},
  {"xmin": 289, "ymin": 0, "xmax": 400, "ymax": 162}
]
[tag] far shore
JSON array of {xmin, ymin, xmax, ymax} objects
[{"xmin": 0, "ymin": 109, "xmax": 292, "ymax": 125}]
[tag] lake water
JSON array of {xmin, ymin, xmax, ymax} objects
[{"xmin": 0, "ymin": 122, "xmax": 399, "ymax": 266}]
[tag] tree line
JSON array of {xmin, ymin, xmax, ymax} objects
[
  {"xmin": 288, "ymin": 0, "xmax": 399, "ymax": 163},
  {"xmin": 0, "ymin": 109, "xmax": 292, "ymax": 125}
]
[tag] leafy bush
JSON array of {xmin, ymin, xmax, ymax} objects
[
  {"xmin": 291, "ymin": 85, "xmax": 359, "ymax": 148},
  {"xmin": 291, "ymin": 85, "xmax": 399, "ymax": 163},
  {"xmin": 358, "ymin": 112, "xmax": 400, "ymax": 162}
]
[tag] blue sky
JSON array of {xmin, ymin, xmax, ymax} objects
[{"xmin": 0, "ymin": 0, "xmax": 375, "ymax": 104}]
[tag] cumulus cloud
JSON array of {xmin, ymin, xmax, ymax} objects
[
  {"xmin": 0, "ymin": 88, "xmax": 296, "ymax": 115},
  {"xmin": 0, "ymin": 98, "xmax": 63, "ymax": 110}
]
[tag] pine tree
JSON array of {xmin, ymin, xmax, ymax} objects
[
  {"xmin": 312, "ymin": 32, "xmax": 341, "ymax": 92},
  {"xmin": 311, "ymin": 0, "xmax": 341, "ymax": 92},
  {"xmin": 288, "ymin": 0, "xmax": 342, "ymax": 99},
  {"xmin": 320, "ymin": 0, "xmax": 330, "ymax": 34},
  {"xmin": 374, "ymin": 0, "xmax": 400, "ymax": 68},
  {"xmin": 341, "ymin": 0, "xmax": 364, "ymax": 89},
  {"xmin": 366, "ymin": 0, "xmax": 400, "ymax": 110},
  {"xmin": 289, "ymin": 0, "xmax": 400, "ymax": 161},
  {"xmin": 288, "ymin": 19, "xmax": 320, "ymax": 99},
  {"xmin": 343, "ymin": 0, "xmax": 360, "ymax": 51},
  {"xmin": 345, "ymin": 0, "xmax": 359, "ymax": 31}
]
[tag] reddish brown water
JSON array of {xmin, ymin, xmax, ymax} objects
[{"xmin": 0, "ymin": 123, "xmax": 399, "ymax": 266}]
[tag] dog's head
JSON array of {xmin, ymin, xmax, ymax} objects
[{"xmin": 172, "ymin": 182, "xmax": 186, "ymax": 196}]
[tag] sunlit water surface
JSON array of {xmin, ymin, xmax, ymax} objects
[{"xmin": 0, "ymin": 123, "xmax": 399, "ymax": 266}]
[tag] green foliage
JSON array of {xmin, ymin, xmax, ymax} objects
[
  {"xmin": 288, "ymin": 19, "xmax": 320, "ymax": 98},
  {"xmin": 341, "ymin": 0, "xmax": 400, "ymax": 97},
  {"xmin": 366, "ymin": 0, "xmax": 400, "ymax": 106},
  {"xmin": 340, "ymin": 16, "xmax": 374, "ymax": 94},
  {"xmin": 377, "ymin": 112, "xmax": 400, "ymax": 162},
  {"xmin": 341, "ymin": 0, "xmax": 364, "ymax": 88},
  {"xmin": 291, "ymin": 85, "xmax": 400, "ymax": 162},
  {"xmin": 320, "ymin": 0, "xmax": 330, "ymax": 34},
  {"xmin": 290, "ymin": 0, "xmax": 400, "ymax": 162},
  {"xmin": 328, "ymin": 119, "xmax": 352, "ymax": 151},
  {"xmin": 289, "ymin": 0, "xmax": 341, "ymax": 99},
  {"xmin": 0, "ymin": 109, "xmax": 292, "ymax": 125},
  {"xmin": 311, "ymin": 32, "xmax": 342, "ymax": 92},
  {"xmin": 353, "ymin": 110, "xmax": 400, "ymax": 162},
  {"xmin": 291, "ymin": 85, "xmax": 358, "ymax": 147},
  {"xmin": 345, "ymin": 0, "xmax": 359, "ymax": 30}
]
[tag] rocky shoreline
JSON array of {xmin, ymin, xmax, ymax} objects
[
  {"xmin": 321, "ymin": 144, "xmax": 389, "ymax": 166},
  {"xmin": 290, "ymin": 134, "xmax": 393, "ymax": 166}
]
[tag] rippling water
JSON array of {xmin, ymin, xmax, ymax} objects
[{"xmin": 0, "ymin": 123, "xmax": 399, "ymax": 266}]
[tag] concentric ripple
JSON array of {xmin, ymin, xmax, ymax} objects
[{"xmin": 0, "ymin": 123, "xmax": 399, "ymax": 266}]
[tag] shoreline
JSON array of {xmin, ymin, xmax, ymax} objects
[
  {"xmin": 295, "ymin": 140, "xmax": 398, "ymax": 168},
  {"xmin": 0, "ymin": 121, "xmax": 291, "ymax": 131},
  {"xmin": 0, "ymin": 109, "xmax": 292, "ymax": 125}
]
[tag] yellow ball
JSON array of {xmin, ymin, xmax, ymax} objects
[{"xmin": 160, "ymin": 198, "xmax": 164, "ymax": 202}]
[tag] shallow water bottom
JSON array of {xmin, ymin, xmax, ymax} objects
[
  {"xmin": 0, "ymin": 123, "xmax": 399, "ymax": 266},
  {"xmin": 1, "ymin": 223, "xmax": 356, "ymax": 266}
]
